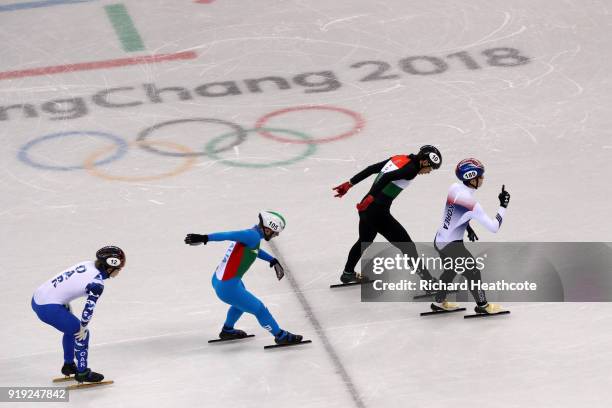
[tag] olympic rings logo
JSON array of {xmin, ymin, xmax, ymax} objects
[{"xmin": 18, "ymin": 105, "xmax": 366, "ymax": 181}]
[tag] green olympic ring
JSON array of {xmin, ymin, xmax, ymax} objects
[{"xmin": 204, "ymin": 128, "xmax": 316, "ymax": 168}]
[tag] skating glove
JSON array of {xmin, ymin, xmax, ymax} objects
[
  {"xmin": 185, "ymin": 234, "xmax": 209, "ymax": 245},
  {"xmin": 333, "ymin": 181, "xmax": 352, "ymax": 197},
  {"xmin": 356, "ymin": 194, "xmax": 374, "ymax": 212},
  {"xmin": 466, "ymin": 224, "xmax": 478, "ymax": 242},
  {"xmin": 75, "ymin": 324, "xmax": 88, "ymax": 342},
  {"xmin": 498, "ymin": 185, "xmax": 510, "ymax": 208},
  {"xmin": 270, "ymin": 259, "xmax": 285, "ymax": 281}
]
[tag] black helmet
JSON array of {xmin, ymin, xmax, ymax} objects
[
  {"xmin": 419, "ymin": 145, "xmax": 442, "ymax": 169},
  {"xmin": 96, "ymin": 246, "xmax": 126, "ymax": 270}
]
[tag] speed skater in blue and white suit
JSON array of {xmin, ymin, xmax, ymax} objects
[{"xmin": 32, "ymin": 246, "xmax": 125, "ymax": 383}]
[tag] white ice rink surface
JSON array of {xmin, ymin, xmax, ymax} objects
[{"xmin": 1, "ymin": 0, "xmax": 612, "ymax": 407}]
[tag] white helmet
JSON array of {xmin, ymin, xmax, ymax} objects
[{"xmin": 259, "ymin": 211, "xmax": 286, "ymax": 234}]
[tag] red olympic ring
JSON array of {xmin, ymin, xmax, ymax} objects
[{"xmin": 254, "ymin": 105, "xmax": 365, "ymax": 144}]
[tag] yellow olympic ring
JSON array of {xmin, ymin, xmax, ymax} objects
[{"xmin": 84, "ymin": 140, "xmax": 197, "ymax": 182}]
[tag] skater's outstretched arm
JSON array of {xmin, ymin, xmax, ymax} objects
[
  {"xmin": 349, "ymin": 159, "xmax": 388, "ymax": 185},
  {"xmin": 208, "ymin": 229, "xmax": 260, "ymax": 248},
  {"xmin": 185, "ymin": 228, "xmax": 260, "ymax": 247},
  {"xmin": 333, "ymin": 159, "xmax": 388, "ymax": 197}
]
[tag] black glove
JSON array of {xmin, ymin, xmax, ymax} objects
[
  {"xmin": 466, "ymin": 223, "xmax": 479, "ymax": 242},
  {"xmin": 498, "ymin": 185, "xmax": 510, "ymax": 208},
  {"xmin": 185, "ymin": 234, "xmax": 209, "ymax": 245},
  {"xmin": 270, "ymin": 259, "xmax": 285, "ymax": 281}
]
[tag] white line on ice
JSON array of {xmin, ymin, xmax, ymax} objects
[
  {"xmin": 319, "ymin": 14, "xmax": 368, "ymax": 32},
  {"xmin": 268, "ymin": 240, "xmax": 366, "ymax": 408}
]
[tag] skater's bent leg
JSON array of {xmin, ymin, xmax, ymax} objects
[
  {"xmin": 237, "ymin": 298, "xmax": 280, "ymax": 335},
  {"xmin": 224, "ymin": 282, "xmax": 246, "ymax": 327},
  {"xmin": 377, "ymin": 213, "xmax": 418, "ymax": 258},
  {"xmin": 232, "ymin": 288, "xmax": 280, "ymax": 336},
  {"xmin": 62, "ymin": 334, "xmax": 75, "ymax": 363},
  {"xmin": 463, "ymin": 268, "xmax": 487, "ymax": 306},
  {"xmin": 344, "ymin": 241, "xmax": 366, "ymax": 273},
  {"xmin": 74, "ymin": 330, "xmax": 90, "ymax": 373},
  {"xmin": 433, "ymin": 243, "xmax": 458, "ymax": 302},
  {"xmin": 451, "ymin": 243, "xmax": 487, "ymax": 305},
  {"xmin": 32, "ymin": 298, "xmax": 80, "ymax": 363},
  {"xmin": 254, "ymin": 303, "xmax": 280, "ymax": 336},
  {"xmin": 434, "ymin": 269, "xmax": 457, "ymax": 303},
  {"xmin": 344, "ymin": 215, "xmax": 377, "ymax": 272},
  {"xmin": 214, "ymin": 279, "xmax": 281, "ymax": 335},
  {"xmin": 439, "ymin": 242, "xmax": 487, "ymax": 306},
  {"xmin": 214, "ymin": 277, "xmax": 246, "ymax": 328},
  {"xmin": 224, "ymin": 306, "xmax": 244, "ymax": 328},
  {"xmin": 377, "ymin": 213, "xmax": 435, "ymax": 282}
]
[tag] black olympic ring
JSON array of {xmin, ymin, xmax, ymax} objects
[{"xmin": 136, "ymin": 118, "xmax": 248, "ymax": 157}]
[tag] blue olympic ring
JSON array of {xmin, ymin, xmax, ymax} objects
[{"xmin": 18, "ymin": 131, "xmax": 128, "ymax": 171}]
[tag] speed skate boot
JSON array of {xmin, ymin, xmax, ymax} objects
[
  {"xmin": 61, "ymin": 362, "xmax": 77, "ymax": 376},
  {"xmin": 74, "ymin": 369, "xmax": 104, "ymax": 383},
  {"xmin": 219, "ymin": 325, "xmax": 249, "ymax": 340},
  {"xmin": 340, "ymin": 271, "xmax": 367, "ymax": 284},
  {"xmin": 274, "ymin": 330, "xmax": 303, "ymax": 345},
  {"xmin": 431, "ymin": 300, "xmax": 461, "ymax": 312},
  {"xmin": 474, "ymin": 303, "xmax": 505, "ymax": 315}
]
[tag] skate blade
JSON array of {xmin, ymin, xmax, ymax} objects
[
  {"xmin": 264, "ymin": 339, "xmax": 312, "ymax": 349},
  {"xmin": 420, "ymin": 307, "xmax": 466, "ymax": 316},
  {"xmin": 208, "ymin": 334, "xmax": 255, "ymax": 343},
  {"xmin": 66, "ymin": 380, "xmax": 113, "ymax": 390},
  {"xmin": 413, "ymin": 290, "xmax": 458, "ymax": 300},
  {"xmin": 52, "ymin": 376, "xmax": 75, "ymax": 383},
  {"xmin": 330, "ymin": 279, "xmax": 373, "ymax": 288},
  {"xmin": 464, "ymin": 310, "xmax": 511, "ymax": 319}
]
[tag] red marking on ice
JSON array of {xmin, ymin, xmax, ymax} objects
[{"xmin": 0, "ymin": 51, "xmax": 198, "ymax": 80}]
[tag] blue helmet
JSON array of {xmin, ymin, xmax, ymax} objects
[{"xmin": 455, "ymin": 158, "xmax": 485, "ymax": 182}]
